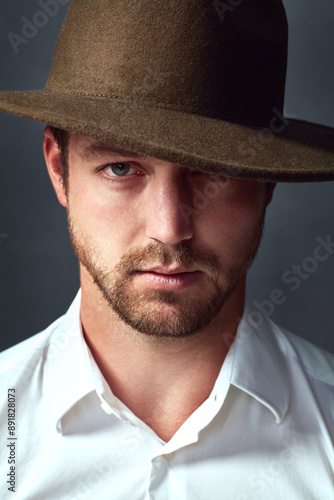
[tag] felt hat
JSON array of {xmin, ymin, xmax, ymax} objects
[{"xmin": 0, "ymin": 0, "xmax": 333, "ymax": 182}]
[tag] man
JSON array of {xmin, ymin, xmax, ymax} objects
[{"xmin": 1, "ymin": 0, "xmax": 334, "ymax": 498}]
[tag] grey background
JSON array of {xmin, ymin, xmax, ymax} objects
[{"xmin": 0, "ymin": 0, "xmax": 333, "ymax": 352}]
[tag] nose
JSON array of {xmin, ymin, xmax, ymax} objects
[{"xmin": 145, "ymin": 169, "xmax": 194, "ymax": 245}]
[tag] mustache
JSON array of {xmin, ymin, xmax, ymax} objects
[{"xmin": 114, "ymin": 242, "xmax": 223, "ymax": 279}]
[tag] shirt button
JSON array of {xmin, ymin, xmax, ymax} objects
[{"xmin": 164, "ymin": 453, "xmax": 175, "ymax": 462}]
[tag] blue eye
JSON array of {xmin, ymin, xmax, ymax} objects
[{"xmin": 109, "ymin": 162, "xmax": 133, "ymax": 176}]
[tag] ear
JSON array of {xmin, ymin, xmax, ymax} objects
[
  {"xmin": 265, "ymin": 182, "xmax": 276, "ymax": 206},
  {"xmin": 43, "ymin": 126, "xmax": 67, "ymax": 208}
]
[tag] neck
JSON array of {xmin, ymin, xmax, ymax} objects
[{"xmin": 80, "ymin": 267, "xmax": 245, "ymax": 442}]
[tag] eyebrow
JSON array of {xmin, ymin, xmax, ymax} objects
[{"xmin": 82, "ymin": 142, "xmax": 149, "ymax": 161}]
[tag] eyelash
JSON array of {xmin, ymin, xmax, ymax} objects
[
  {"xmin": 97, "ymin": 162, "xmax": 228, "ymax": 186},
  {"xmin": 98, "ymin": 162, "xmax": 144, "ymax": 182}
]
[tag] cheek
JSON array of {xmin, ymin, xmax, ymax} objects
[
  {"xmin": 68, "ymin": 179, "xmax": 142, "ymax": 254},
  {"xmin": 198, "ymin": 182, "xmax": 266, "ymax": 252}
]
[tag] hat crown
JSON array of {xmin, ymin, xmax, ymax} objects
[{"xmin": 46, "ymin": 0, "xmax": 288, "ymax": 127}]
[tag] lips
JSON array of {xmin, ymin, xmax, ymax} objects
[
  {"xmin": 134, "ymin": 267, "xmax": 202, "ymax": 290},
  {"xmin": 140, "ymin": 266, "xmax": 196, "ymax": 274},
  {"xmin": 140, "ymin": 267, "xmax": 196, "ymax": 275}
]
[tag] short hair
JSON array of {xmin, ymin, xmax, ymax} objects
[{"xmin": 48, "ymin": 126, "xmax": 70, "ymax": 194}]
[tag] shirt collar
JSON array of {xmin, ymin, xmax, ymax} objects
[
  {"xmin": 230, "ymin": 297, "xmax": 290, "ymax": 424},
  {"xmin": 45, "ymin": 290, "xmax": 96, "ymax": 433},
  {"xmin": 47, "ymin": 291, "xmax": 289, "ymax": 432}
]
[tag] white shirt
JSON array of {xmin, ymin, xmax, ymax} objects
[{"xmin": 1, "ymin": 290, "xmax": 334, "ymax": 499}]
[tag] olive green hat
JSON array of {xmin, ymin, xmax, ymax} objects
[{"xmin": 0, "ymin": 0, "xmax": 333, "ymax": 181}]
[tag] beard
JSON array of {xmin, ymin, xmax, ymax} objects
[{"xmin": 68, "ymin": 213, "xmax": 265, "ymax": 339}]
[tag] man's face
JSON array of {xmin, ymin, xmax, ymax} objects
[{"xmin": 63, "ymin": 134, "xmax": 270, "ymax": 338}]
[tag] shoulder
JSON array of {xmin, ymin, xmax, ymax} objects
[
  {"xmin": 269, "ymin": 318, "xmax": 334, "ymax": 388},
  {"xmin": 0, "ymin": 291, "xmax": 81, "ymax": 381},
  {"xmin": 0, "ymin": 315, "xmax": 64, "ymax": 388}
]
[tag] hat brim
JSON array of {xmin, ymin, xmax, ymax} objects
[{"xmin": 0, "ymin": 89, "xmax": 333, "ymax": 182}]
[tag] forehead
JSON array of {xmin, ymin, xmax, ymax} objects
[
  {"xmin": 67, "ymin": 134, "xmax": 267, "ymax": 191},
  {"xmin": 70, "ymin": 134, "xmax": 153, "ymax": 162},
  {"xmin": 65, "ymin": 134, "xmax": 268, "ymax": 196}
]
